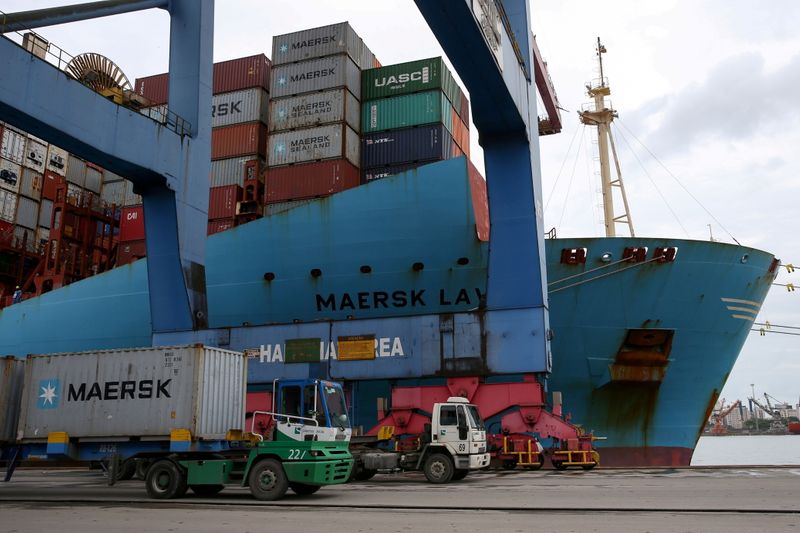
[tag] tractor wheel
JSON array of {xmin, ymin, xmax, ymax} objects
[
  {"xmin": 525, "ymin": 455, "xmax": 545, "ymax": 471},
  {"xmin": 423, "ymin": 453, "xmax": 454, "ymax": 484},
  {"xmin": 551, "ymin": 458, "xmax": 568, "ymax": 471},
  {"xmin": 289, "ymin": 482, "xmax": 321, "ymax": 496},
  {"xmin": 248, "ymin": 459, "xmax": 289, "ymax": 501},
  {"xmin": 451, "ymin": 469, "xmax": 469, "ymax": 481},
  {"xmin": 145, "ymin": 460, "xmax": 188, "ymax": 499}
]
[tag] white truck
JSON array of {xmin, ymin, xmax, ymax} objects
[{"xmin": 348, "ymin": 396, "xmax": 490, "ymax": 483}]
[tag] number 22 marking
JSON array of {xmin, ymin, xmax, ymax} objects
[{"xmin": 288, "ymin": 449, "xmax": 306, "ymax": 460}]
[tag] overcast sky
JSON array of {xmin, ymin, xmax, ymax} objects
[{"xmin": 2, "ymin": 1, "xmax": 798, "ymax": 406}]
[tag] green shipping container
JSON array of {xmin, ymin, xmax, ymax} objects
[
  {"xmin": 361, "ymin": 90, "xmax": 456, "ymax": 134},
  {"xmin": 362, "ymin": 57, "xmax": 464, "ymax": 114}
]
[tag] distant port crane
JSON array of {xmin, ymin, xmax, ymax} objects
[{"xmin": 710, "ymin": 400, "xmax": 741, "ymax": 435}]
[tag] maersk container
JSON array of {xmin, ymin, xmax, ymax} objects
[
  {"xmin": 14, "ymin": 196, "xmax": 38, "ymax": 230},
  {"xmin": 17, "ymin": 345, "xmax": 247, "ymax": 441},
  {"xmin": 1, "ymin": 127, "xmax": 26, "ymax": 164},
  {"xmin": 38, "ymin": 198, "xmax": 53, "ymax": 228},
  {"xmin": 0, "ymin": 158, "xmax": 21, "ymax": 193},
  {"xmin": 270, "ymin": 55, "xmax": 362, "ymax": 100},
  {"xmin": 0, "ymin": 357, "xmax": 25, "ymax": 443},
  {"xmin": 23, "ymin": 136, "xmax": 47, "ymax": 172},
  {"xmin": 269, "ymin": 124, "xmax": 359, "ymax": 168},
  {"xmin": 212, "ymin": 88, "xmax": 269, "ymax": 128},
  {"xmin": 65, "ymin": 155, "xmax": 86, "ymax": 187},
  {"xmin": 85, "ymin": 165, "xmax": 102, "ymax": 194},
  {"xmin": 271, "ymin": 22, "xmax": 375, "ymax": 69},
  {"xmin": 361, "ymin": 124, "xmax": 455, "ymax": 168},
  {"xmin": 362, "ymin": 90, "xmax": 457, "ymax": 135},
  {"xmin": 46, "ymin": 145, "xmax": 68, "ymax": 176},
  {"xmin": 269, "ymin": 88, "xmax": 360, "ymax": 133},
  {"xmin": 265, "ymin": 159, "xmax": 360, "ymax": 202},
  {"xmin": 0, "ymin": 189, "xmax": 17, "ymax": 222},
  {"xmin": 361, "ymin": 57, "xmax": 466, "ymax": 117},
  {"xmin": 19, "ymin": 168, "xmax": 42, "ymax": 200},
  {"xmin": 212, "ymin": 122, "xmax": 268, "ymax": 161}
]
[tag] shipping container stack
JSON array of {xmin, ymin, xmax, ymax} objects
[
  {"xmin": 265, "ymin": 22, "xmax": 378, "ymax": 211},
  {"xmin": 134, "ymin": 54, "xmax": 271, "ymax": 236},
  {"xmin": 360, "ymin": 57, "xmax": 470, "ymax": 183}
]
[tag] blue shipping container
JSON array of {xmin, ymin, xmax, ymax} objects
[
  {"xmin": 362, "ymin": 162, "xmax": 429, "ymax": 183},
  {"xmin": 361, "ymin": 124, "xmax": 454, "ymax": 169}
]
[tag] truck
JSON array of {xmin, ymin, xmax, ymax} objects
[{"xmin": 0, "ymin": 347, "xmax": 353, "ymax": 500}]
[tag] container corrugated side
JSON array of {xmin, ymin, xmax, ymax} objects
[
  {"xmin": 118, "ymin": 239, "xmax": 147, "ymax": 265},
  {"xmin": 13, "ymin": 225, "xmax": 35, "ymax": 251},
  {"xmin": 0, "ymin": 357, "xmax": 25, "ymax": 443},
  {"xmin": 120, "ymin": 205, "xmax": 145, "ymax": 242},
  {"xmin": 265, "ymin": 159, "xmax": 360, "ymax": 202},
  {"xmin": 361, "ymin": 124, "xmax": 455, "ymax": 168},
  {"xmin": 0, "ymin": 189, "xmax": 17, "ymax": 222},
  {"xmin": 19, "ymin": 168, "xmax": 42, "ymax": 200},
  {"xmin": 362, "ymin": 90, "xmax": 456, "ymax": 135},
  {"xmin": 38, "ymin": 198, "xmax": 53, "ymax": 228},
  {"xmin": 270, "ymin": 54, "xmax": 362, "ymax": 100},
  {"xmin": 269, "ymin": 88, "xmax": 360, "ymax": 133},
  {"xmin": 0, "ymin": 158, "xmax": 21, "ymax": 193},
  {"xmin": 212, "ymin": 88, "xmax": 269, "ymax": 128},
  {"xmin": 17, "ymin": 345, "xmax": 247, "ymax": 440},
  {"xmin": 271, "ymin": 22, "xmax": 375, "ymax": 69},
  {"xmin": 212, "ymin": 122, "xmax": 268, "ymax": 161},
  {"xmin": 100, "ymin": 179, "xmax": 127, "ymax": 207},
  {"xmin": 14, "ymin": 196, "xmax": 39, "ymax": 229},
  {"xmin": 23, "ymin": 137, "xmax": 47, "ymax": 172},
  {"xmin": 84, "ymin": 165, "xmax": 102, "ymax": 194},
  {"xmin": 268, "ymin": 124, "xmax": 359, "ymax": 167},
  {"xmin": 1, "ymin": 127, "xmax": 26, "ymax": 164},
  {"xmin": 362, "ymin": 161, "xmax": 430, "ymax": 183},
  {"xmin": 208, "ymin": 218, "xmax": 236, "ymax": 235},
  {"xmin": 41, "ymin": 171, "xmax": 60, "ymax": 201},
  {"xmin": 211, "ymin": 157, "xmax": 252, "ymax": 187},
  {"xmin": 65, "ymin": 155, "xmax": 86, "ymax": 186},
  {"xmin": 46, "ymin": 145, "xmax": 68, "ymax": 176},
  {"xmin": 209, "ymin": 184, "xmax": 243, "ymax": 219},
  {"xmin": 264, "ymin": 198, "xmax": 319, "ymax": 216}
]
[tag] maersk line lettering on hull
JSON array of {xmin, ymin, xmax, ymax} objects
[
  {"xmin": 315, "ymin": 288, "xmax": 484, "ymax": 311},
  {"xmin": 257, "ymin": 337, "xmax": 405, "ymax": 363}
]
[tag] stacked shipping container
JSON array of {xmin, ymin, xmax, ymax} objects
[
  {"xmin": 265, "ymin": 22, "xmax": 376, "ymax": 205},
  {"xmin": 359, "ymin": 57, "xmax": 470, "ymax": 183}
]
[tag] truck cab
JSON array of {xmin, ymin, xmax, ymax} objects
[{"xmin": 263, "ymin": 379, "xmax": 352, "ymax": 444}]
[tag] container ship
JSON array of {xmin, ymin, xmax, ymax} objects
[{"xmin": 0, "ymin": 23, "xmax": 777, "ymax": 466}]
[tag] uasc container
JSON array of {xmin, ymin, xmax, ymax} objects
[
  {"xmin": 0, "ymin": 357, "xmax": 25, "ymax": 443},
  {"xmin": 269, "ymin": 124, "xmax": 359, "ymax": 168},
  {"xmin": 362, "ymin": 90, "xmax": 457, "ymax": 135},
  {"xmin": 271, "ymin": 55, "xmax": 361, "ymax": 100},
  {"xmin": 17, "ymin": 345, "xmax": 247, "ymax": 440},
  {"xmin": 269, "ymin": 88, "xmax": 360, "ymax": 133},
  {"xmin": 271, "ymin": 21, "xmax": 375, "ymax": 69}
]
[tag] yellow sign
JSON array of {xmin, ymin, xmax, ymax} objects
[{"xmin": 338, "ymin": 335, "xmax": 375, "ymax": 361}]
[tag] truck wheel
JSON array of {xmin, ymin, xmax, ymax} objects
[
  {"xmin": 423, "ymin": 453, "xmax": 454, "ymax": 484},
  {"xmin": 551, "ymin": 459, "xmax": 568, "ymax": 471},
  {"xmin": 145, "ymin": 460, "xmax": 188, "ymax": 499},
  {"xmin": 116, "ymin": 459, "xmax": 137, "ymax": 481},
  {"xmin": 451, "ymin": 469, "xmax": 469, "ymax": 481},
  {"xmin": 190, "ymin": 484, "xmax": 225, "ymax": 496},
  {"xmin": 354, "ymin": 468, "xmax": 377, "ymax": 482},
  {"xmin": 289, "ymin": 482, "xmax": 321, "ymax": 496},
  {"xmin": 134, "ymin": 459, "xmax": 152, "ymax": 480},
  {"xmin": 248, "ymin": 459, "xmax": 289, "ymax": 501}
]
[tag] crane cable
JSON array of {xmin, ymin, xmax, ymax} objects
[
  {"xmin": 557, "ymin": 126, "xmax": 587, "ymax": 232},
  {"xmin": 544, "ymin": 123, "xmax": 582, "ymax": 213}
]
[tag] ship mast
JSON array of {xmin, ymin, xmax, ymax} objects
[{"xmin": 578, "ymin": 38, "xmax": 635, "ymax": 237}]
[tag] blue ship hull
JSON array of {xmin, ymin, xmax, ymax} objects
[{"xmin": 0, "ymin": 157, "xmax": 776, "ymax": 466}]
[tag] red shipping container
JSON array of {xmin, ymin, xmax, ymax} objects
[
  {"xmin": 209, "ymin": 184, "xmax": 243, "ymax": 219},
  {"xmin": 212, "ymin": 122, "xmax": 268, "ymax": 161},
  {"xmin": 208, "ymin": 217, "xmax": 236, "ymax": 235},
  {"xmin": 119, "ymin": 205, "xmax": 145, "ymax": 242},
  {"xmin": 117, "ymin": 239, "xmax": 147, "ymax": 266},
  {"xmin": 460, "ymin": 93, "xmax": 470, "ymax": 126},
  {"xmin": 135, "ymin": 54, "xmax": 271, "ymax": 105},
  {"xmin": 265, "ymin": 160, "xmax": 360, "ymax": 203},
  {"xmin": 453, "ymin": 118, "xmax": 470, "ymax": 158},
  {"xmin": 42, "ymin": 170, "xmax": 63, "ymax": 201},
  {"xmin": 467, "ymin": 160, "xmax": 489, "ymax": 242}
]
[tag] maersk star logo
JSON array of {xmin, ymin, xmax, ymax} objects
[
  {"xmin": 278, "ymin": 76, "xmax": 287, "ymax": 86},
  {"xmin": 274, "ymin": 143, "xmax": 285, "ymax": 154},
  {"xmin": 37, "ymin": 379, "xmax": 60, "ymax": 409},
  {"xmin": 278, "ymin": 108, "xmax": 286, "ymax": 118},
  {"xmin": 280, "ymin": 43, "xmax": 288, "ymax": 53}
]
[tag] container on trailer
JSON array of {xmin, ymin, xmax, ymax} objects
[
  {"xmin": 271, "ymin": 22, "xmax": 375, "ymax": 69},
  {"xmin": 208, "ymin": 217, "xmax": 236, "ymax": 235},
  {"xmin": 0, "ymin": 158, "xmax": 21, "ymax": 193},
  {"xmin": 265, "ymin": 159, "xmax": 360, "ymax": 202},
  {"xmin": 1, "ymin": 127, "xmax": 26, "ymax": 164},
  {"xmin": 212, "ymin": 122, "xmax": 268, "ymax": 161},
  {"xmin": 84, "ymin": 165, "xmax": 103, "ymax": 194},
  {"xmin": 362, "ymin": 91, "xmax": 457, "ymax": 135},
  {"xmin": 362, "ymin": 161, "xmax": 431, "ymax": 183},
  {"xmin": 268, "ymin": 124, "xmax": 359, "ymax": 167},
  {"xmin": 38, "ymin": 199, "xmax": 53, "ymax": 228},
  {"xmin": 19, "ymin": 168, "xmax": 43, "ymax": 200},
  {"xmin": 212, "ymin": 88, "xmax": 269, "ymax": 128},
  {"xmin": 361, "ymin": 124, "xmax": 455, "ymax": 169},
  {"xmin": 65, "ymin": 155, "xmax": 86, "ymax": 187},
  {"xmin": 269, "ymin": 88, "xmax": 360, "ymax": 133},
  {"xmin": 210, "ymin": 157, "xmax": 264, "ymax": 187},
  {"xmin": 270, "ymin": 55, "xmax": 362, "ymax": 100},
  {"xmin": 119, "ymin": 205, "xmax": 144, "ymax": 242},
  {"xmin": 0, "ymin": 189, "xmax": 17, "ymax": 222},
  {"xmin": 209, "ymin": 185, "xmax": 243, "ymax": 219},
  {"xmin": 17, "ymin": 345, "xmax": 247, "ymax": 441},
  {"xmin": 23, "ymin": 136, "xmax": 47, "ymax": 172},
  {"xmin": 135, "ymin": 54, "xmax": 271, "ymax": 105},
  {"xmin": 46, "ymin": 145, "xmax": 68, "ymax": 176},
  {"xmin": 14, "ymin": 196, "xmax": 39, "ymax": 230},
  {"xmin": 0, "ymin": 357, "xmax": 25, "ymax": 443}
]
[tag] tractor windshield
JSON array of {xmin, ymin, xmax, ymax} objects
[
  {"xmin": 322, "ymin": 383, "xmax": 350, "ymax": 428},
  {"xmin": 466, "ymin": 405, "xmax": 486, "ymax": 430}
]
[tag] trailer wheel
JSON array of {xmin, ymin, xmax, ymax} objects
[
  {"xmin": 423, "ymin": 453, "xmax": 454, "ymax": 484},
  {"xmin": 190, "ymin": 484, "xmax": 225, "ymax": 496},
  {"xmin": 116, "ymin": 459, "xmax": 137, "ymax": 481},
  {"xmin": 451, "ymin": 469, "xmax": 469, "ymax": 481},
  {"xmin": 248, "ymin": 459, "xmax": 289, "ymax": 501},
  {"xmin": 134, "ymin": 459, "xmax": 152, "ymax": 480},
  {"xmin": 353, "ymin": 468, "xmax": 377, "ymax": 482},
  {"xmin": 289, "ymin": 482, "xmax": 321, "ymax": 496},
  {"xmin": 525, "ymin": 455, "xmax": 545, "ymax": 471},
  {"xmin": 145, "ymin": 460, "xmax": 188, "ymax": 499},
  {"xmin": 551, "ymin": 459, "xmax": 568, "ymax": 471}
]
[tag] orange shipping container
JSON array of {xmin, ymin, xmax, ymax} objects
[{"xmin": 212, "ymin": 122, "xmax": 268, "ymax": 161}]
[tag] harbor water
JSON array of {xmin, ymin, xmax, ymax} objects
[{"xmin": 691, "ymin": 435, "xmax": 800, "ymax": 466}]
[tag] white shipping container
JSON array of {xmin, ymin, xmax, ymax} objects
[
  {"xmin": 85, "ymin": 165, "xmax": 102, "ymax": 193},
  {"xmin": 46, "ymin": 145, "xmax": 68, "ymax": 176},
  {"xmin": 0, "ymin": 357, "xmax": 25, "ymax": 443},
  {"xmin": 19, "ymin": 168, "xmax": 43, "ymax": 200},
  {"xmin": 0, "ymin": 158, "xmax": 22, "ymax": 193},
  {"xmin": 269, "ymin": 88, "xmax": 360, "ymax": 133},
  {"xmin": 36, "ymin": 227, "xmax": 50, "ymax": 249},
  {"xmin": 38, "ymin": 199, "xmax": 53, "ymax": 228},
  {"xmin": 13, "ymin": 226, "xmax": 35, "ymax": 251},
  {"xmin": 101, "ymin": 179, "xmax": 127, "ymax": 207},
  {"xmin": 65, "ymin": 155, "xmax": 86, "ymax": 186},
  {"xmin": 270, "ymin": 55, "xmax": 362, "ymax": 99},
  {"xmin": 268, "ymin": 124, "xmax": 360, "ymax": 167},
  {"xmin": 0, "ymin": 189, "xmax": 17, "ymax": 222},
  {"xmin": 212, "ymin": 88, "xmax": 269, "ymax": 128},
  {"xmin": 23, "ymin": 137, "xmax": 47, "ymax": 172},
  {"xmin": 210, "ymin": 157, "xmax": 253, "ymax": 187},
  {"xmin": 271, "ymin": 22, "xmax": 375, "ymax": 69},
  {"xmin": 123, "ymin": 184, "xmax": 141, "ymax": 206},
  {"xmin": 1, "ymin": 128, "xmax": 26, "ymax": 164},
  {"xmin": 17, "ymin": 345, "xmax": 247, "ymax": 441},
  {"xmin": 15, "ymin": 196, "xmax": 39, "ymax": 229}
]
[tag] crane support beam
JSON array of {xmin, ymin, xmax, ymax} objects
[
  {"xmin": 0, "ymin": 0, "xmax": 168, "ymax": 32},
  {"xmin": 532, "ymin": 34, "xmax": 562, "ymax": 134}
]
